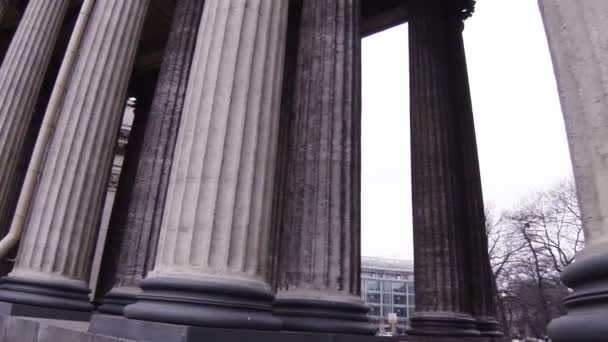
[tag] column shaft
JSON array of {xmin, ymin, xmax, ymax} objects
[
  {"xmin": 96, "ymin": 0, "xmax": 204, "ymax": 315},
  {"xmin": 125, "ymin": 0, "xmax": 289, "ymax": 330},
  {"xmin": 0, "ymin": 0, "xmax": 149, "ymax": 313},
  {"xmin": 0, "ymin": 0, "xmax": 69, "ymax": 238},
  {"xmin": 449, "ymin": 16, "xmax": 502, "ymax": 338},
  {"xmin": 540, "ymin": 1, "xmax": 608, "ymax": 341},
  {"xmin": 272, "ymin": 0, "xmax": 373, "ymax": 335},
  {"xmin": 407, "ymin": 0, "xmax": 480, "ymax": 336}
]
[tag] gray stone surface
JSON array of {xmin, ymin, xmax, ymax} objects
[
  {"xmin": 407, "ymin": 0, "xmax": 480, "ymax": 337},
  {"xmin": 272, "ymin": 0, "xmax": 372, "ymax": 335},
  {"xmin": 125, "ymin": 0, "xmax": 289, "ymax": 329},
  {"xmin": 539, "ymin": 0, "xmax": 608, "ymax": 259},
  {"xmin": 96, "ymin": 0, "xmax": 204, "ymax": 315},
  {"xmin": 0, "ymin": 315, "xmax": 133, "ymax": 342},
  {"xmin": 151, "ymin": 0, "xmax": 288, "ymax": 286},
  {"xmin": 0, "ymin": 0, "xmax": 150, "ymax": 312},
  {"xmin": 539, "ymin": 1, "xmax": 608, "ymax": 341},
  {"xmin": 0, "ymin": 0, "xmax": 69, "ymax": 240}
]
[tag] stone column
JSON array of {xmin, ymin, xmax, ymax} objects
[
  {"xmin": 0, "ymin": 0, "xmax": 149, "ymax": 315},
  {"xmin": 271, "ymin": 0, "xmax": 373, "ymax": 335},
  {"xmin": 540, "ymin": 1, "xmax": 608, "ymax": 341},
  {"xmin": 95, "ymin": 0, "xmax": 204, "ymax": 315},
  {"xmin": 449, "ymin": 13, "xmax": 503, "ymax": 338},
  {"xmin": 124, "ymin": 0, "xmax": 289, "ymax": 330},
  {"xmin": 406, "ymin": 0, "xmax": 480, "ymax": 336},
  {"xmin": 0, "ymin": 0, "xmax": 69, "ymax": 239}
]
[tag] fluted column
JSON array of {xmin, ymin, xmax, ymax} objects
[
  {"xmin": 0, "ymin": 0, "xmax": 69, "ymax": 238},
  {"xmin": 407, "ymin": 0, "xmax": 480, "ymax": 336},
  {"xmin": 95, "ymin": 0, "xmax": 204, "ymax": 315},
  {"xmin": 0, "ymin": 0, "xmax": 149, "ymax": 314},
  {"xmin": 124, "ymin": 0, "xmax": 289, "ymax": 330},
  {"xmin": 540, "ymin": 1, "xmax": 608, "ymax": 341},
  {"xmin": 271, "ymin": 0, "xmax": 373, "ymax": 335},
  {"xmin": 449, "ymin": 13, "xmax": 503, "ymax": 338}
]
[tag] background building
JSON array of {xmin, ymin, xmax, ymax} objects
[{"xmin": 361, "ymin": 256, "xmax": 415, "ymax": 334}]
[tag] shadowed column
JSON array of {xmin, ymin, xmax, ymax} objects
[
  {"xmin": 0, "ymin": 0, "xmax": 150, "ymax": 316},
  {"xmin": 0, "ymin": 0, "xmax": 69, "ymax": 240},
  {"xmin": 95, "ymin": 0, "xmax": 204, "ymax": 316},
  {"xmin": 407, "ymin": 0, "xmax": 481, "ymax": 336},
  {"xmin": 124, "ymin": 0, "xmax": 289, "ymax": 330},
  {"xmin": 272, "ymin": 0, "xmax": 373, "ymax": 335},
  {"xmin": 449, "ymin": 7, "xmax": 503, "ymax": 338}
]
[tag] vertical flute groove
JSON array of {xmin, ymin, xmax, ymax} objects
[
  {"xmin": 152, "ymin": 0, "xmax": 288, "ymax": 284},
  {"xmin": 12, "ymin": 0, "xmax": 150, "ymax": 284},
  {"xmin": 97, "ymin": 0, "xmax": 204, "ymax": 300},
  {"xmin": 0, "ymin": 0, "xmax": 69, "ymax": 238},
  {"xmin": 276, "ymin": 0, "xmax": 361, "ymax": 299},
  {"xmin": 409, "ymin": 0, "xmax": 470, "ymax": 316}
]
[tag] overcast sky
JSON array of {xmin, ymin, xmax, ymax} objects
[{"xmin": 360, "ymin": 0, "xmax": 573, "ymax": 260}]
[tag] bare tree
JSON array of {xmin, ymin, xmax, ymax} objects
[{"xmin": 487, "ymin": 178, "xmax": 583, "ymax": 338}]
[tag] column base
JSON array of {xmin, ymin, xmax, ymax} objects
[
  {"xmin": 475, "ymin": 316, "xmax": 503, "ymax": 337},
  {"xmin": 96, "ymin": 288, "xmax": 138, "ymax": 315},
  {"xmin": 0, "ymin": 275, "xmax": 93, "ymax": 315},
  {"xmin": 548, "ymin": 252, "xmax": 608, "ymax": 342},
  {"xmin": 124, "ymin": 276, "xmax": 281, "ymax": 330},
  {"xmin": 273, "ymin": 297, "xmax": 375, "ymax": 335},
  {"xmin": 406, "ymin": 311, "xmax": 481, "ymax": 337}
]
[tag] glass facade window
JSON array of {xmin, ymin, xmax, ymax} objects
[
  {"xmin": 393, "ymin": 294, "xmax": 406, "ymax": 305},
  {"xmin": 392, "ymin": 281, "xmax": 406, "ymax": 293},
  {"xmin": 366, "ymin": 280, "xmax": 380, "ymax": 291},
  {"xmin": 366, "ymin": 293, "xmax": 380, "ymax": 303},
  {"xmin": 361, "ymin": 257, "xmax": 414, "ymax": 334}
]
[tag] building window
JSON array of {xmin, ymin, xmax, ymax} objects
[
  {"xmin": 366, "ymin": 293, "xmax": 380, "ymax": 303},
  {"xmin": 382, "ymin": 305, "xmax": 393, "ymax": 316},
  {"xmin": 407, "ymin": 284, "xmax": 414, "ymax": 293},
  {"xmin": 369, "ymin": 305, "xmax": 381, "ymax": 317},
  {"xmin": 366, "ymin": 280, "xmax": 380, "ymax": 291},
  {"xmin": 382, "ymin": 293, "xmax": 392, "ymax": 305},
  {"xmin": 393, "ymin": 294, "xmax": 406, "ymax": 305},
  {"xmin": 392, "ymin": 282, "xmax": 406, "ymax": 293}
]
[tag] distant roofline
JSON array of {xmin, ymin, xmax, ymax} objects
[{"xmin": 361, "ymin": 256, "xmax": 414, "ymax": 272}]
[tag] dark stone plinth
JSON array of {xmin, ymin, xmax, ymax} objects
[
  {"xmin": 91, "ymin": 314, "xmax": 392, "ymax": 342},
  {"xmin": 407, "ymin": 313, "xmax": 481, "ymax": 337},
  {"xmin": 474, "ymin": 317, "xmax": 502, "ymax": 338},
  {"xmin": 548, "ymin": 253, "xmax": 608, "ymax": 342},
  {"xmin": 124, "ymin": 277, "xmax": 281, "ymax": 330},
  {"xmin": 0, "ymin": 302, "xmax": 91, "ymax": 322},
  {"xmin": 95, "ymin": 290, "xmax": 135, "ymax": 315},
  {"xmin": 273, "ymin": 298, "xmax": 375, "ymax": 335},
  {"xmin": 0, "ymin": 276, "xmax": 93, "ymax": 319}
]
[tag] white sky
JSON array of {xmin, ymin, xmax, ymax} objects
[{"xmin": 361, "ymin": 0, "xmax": 573, "ymax": 260}]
